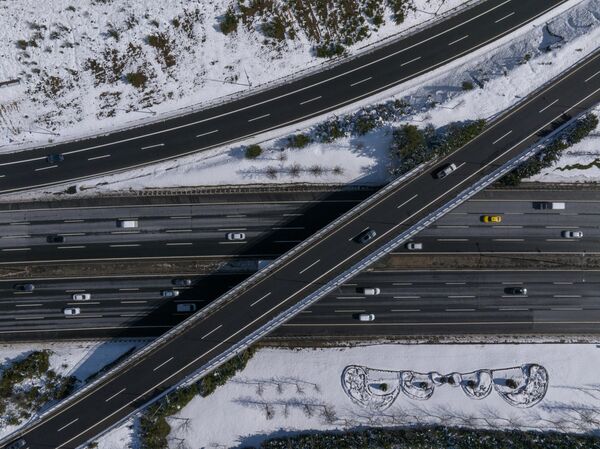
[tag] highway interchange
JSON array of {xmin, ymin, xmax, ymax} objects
[{"xmin": 1, "ymin": 0, "xmax": 600, "ymax": 448}]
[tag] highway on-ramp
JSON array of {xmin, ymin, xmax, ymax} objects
[
  {"xmin": 6, "ymin": 42, "xmax": 600, "ymax": 448},
  {"xmin": 0, "ymin": 0, "xmax": 569, "ymax": 194}
]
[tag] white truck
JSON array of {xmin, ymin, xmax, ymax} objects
[{"xmin": 533, "ymin": 202, "xmax": 565, "ymax": 210}]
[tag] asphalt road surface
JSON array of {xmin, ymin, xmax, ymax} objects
[
  {"xmin": 2, "ymin": 188, "xmax": 599, "ymax": 264},
  {"xmin": 5, "ymin": 45, "xmax": 600, "ymax": 449},
  {"xmin": 0, "ymin": 0, "xmax": 568, "ymax": 194},
  {"xmin": 0, "ymin": 270, "xmax": 597, "ymax": 341}
]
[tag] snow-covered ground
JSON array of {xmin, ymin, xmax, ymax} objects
[
  {"xmin": 0, "ymin": 0, "xmax": 467, "ymax": 151},
  {"xmin": 91, "ymin": 343, "xmax": 600, "ymax": 449},
  {"xmin": 1, "ymin": 0, "xmax": 598, "ymax": 204},
  {"xmin": 0, "ymin": 339, "xmax": 149, "ymax": 440}
]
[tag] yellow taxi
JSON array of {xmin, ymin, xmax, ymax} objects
[{"xmin": 481, "ymin": 215, "xmax": 502, "ymax": 223}]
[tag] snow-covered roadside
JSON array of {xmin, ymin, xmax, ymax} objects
[
  {"xmin": 0, "ymin": 0, "xmax": 469, "ymax": 151},
  {"xmin": 2, "ymin": 0, "xmax": 597, "ymax": 203},
  {"xmin": 91, "ymin": 343, "xmax": 600, "ymax": 449},
  {"xmin": 0, "ymin": 339, "xmax": 149, "ymax": 440}
]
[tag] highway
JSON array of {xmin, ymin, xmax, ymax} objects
[
  {"xmin": 7, "ymin": 43, "xmax": 600, "ymax": 446},
  {"xmin": 3, "ymin": 1, "xmax": 600, "ymax": 446},
  {"xmin": 0, "ymin": 0, "xmax": 568, "ymax": 194},
  {"xmin": 0, "ymin": 270, "xmax": 597, "ymax": 341},
  {"xmin": 2, "ymin": 188, "xmax": 600, "ymax": 264}
]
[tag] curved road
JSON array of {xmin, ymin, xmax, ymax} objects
[{"xmin": 0, "ymin": 0, "xmax": 567, "ymax": 193}]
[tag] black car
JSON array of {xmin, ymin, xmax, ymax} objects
[
  {"xmin": 13, "ymin": 283, "xmax": 35, "ymax": 292},
  {"xmin": 47, "ymin": 235, "xmax": 65, "ymax": 243},
  {"xmin": 4, "ymin": 439, "xmax": 27, "ymax": 449},
  {"xmin": 505, "ymin": 287, "xmax": 528, "ymax": 295},
  {"xmin": 172, "ymin": 278, "xmax": 192, "ymax": 287},
  {"xmin": 355, "ymin": 228, "xmax": 377, "ymax": 244},
  {"xmin": 46, "ymin": 153, "xmax": 64, "ymax": 164}
]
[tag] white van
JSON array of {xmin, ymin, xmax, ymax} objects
[{"xmin": 117, "ymin": 219, "xmax": 139, "ymax": 228}]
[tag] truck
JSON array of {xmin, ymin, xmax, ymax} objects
[{"xmin": 533, "ymin": 201, "xmax": 565, "ymax": 210}]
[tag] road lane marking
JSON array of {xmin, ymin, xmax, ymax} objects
[
  {"xmin": 390, "ymin": 309, "xmax": 420, "ymax": 312},
  {"xmin": 437, "ymin": 238, "xmax": 469, "ymax": 241},
  {"xmin": 551, "ymin": 307, "xmax": 582, "ymax": 311},
  {"xmin": 334, "ymin": 309, "xmax": 365, "ymax": 313},
  {"xmin": 538, "ymin": 99, "xmax": 559, "ymax": 113},
  {"xmin": 493, "ymin": 238, "xmax": 524, "ymax": 241},
  {"xmin": 393, "ymin": 296, "xmax": 420, "ymax": 299},
  {"xmin": 152, "ymin": 357, "xmax": 174, "ymax": 372},
  {"xmin": 248, "ymin": 113, "xmax": 270, "ymax": 122},
  {"xmin": 227, "ymin": 214, "xmax": 248, "ymax": 218},
  {"xmin": 59, "ymin": 233, "xmax": 86, "ymax": 236},
  {"xmin": 445, "ymin": 308, "xmax": 475, "ymax": 312},
  {"xmin": 553, "ymin": 295, "xmax": 581, "ymax": 298},
  {"xmin": 1, "ymin": 235, "xmax": 30, "ymax": 239},
  {"xmin": 272, "ymin": 226, "xmax": 304, "ymax": 230},
  {"xmin": 35, "ymin": 165, "xmax": 57, "ymax": 171},
  {"xmin": 9, "ymin": 221, "xmax": 30, "ymax": 225},
  {"xmin": 120, "ymin": 300, "xmax": 147, "ymax": 304},
  {"xmin": 15, "ymin": 303, "xmax": 42, "ymax": 307},
  {"xmin": 15, "ymin": 316, "xmax": 44, "ymax": 320},
  {"xmin": 88, "ymin": 154, "xmax": 111, "ymax": 161},
  {"xmin": 119, "ymin": 288, "xmax": 140, "ymax": 291},
  {"xmin": 218, "ymin": 228, "xmax": 247, "ymax": 231},
  {"xmin": 299, "ymin": 259, "xmax": 320, "ymax": 274},
  {"xmin": 350, "ymin": 76, "xmax": 372, "ymax": 87},
  {"xmin": 111, "ymin": 231, "xmax": 140, "ymax": 234},
  {"xmin": 492, "ymin": 130, "xmax": 512, "ymax": 144},
  {"xmin": 445, "ymin": 282, "xmax": 466, "ymax": 285},
  {"xmin": 165, "ymin": 229, "xmax": 192, "ymax": 233},
  {"xmin": 196, "ymin": 130, "xmax": 219, "ymax": 138},
  {"xmin": 1, "ymin": 247, "xmax": 31, "ymax": 252},
  {"xmin": 57, "ymin": 418, "xmax": 78, "ymax": 432},
  {"xmin": 140, "ymin": 143, "xmax": 165, "ymax": 150},
  {"xmin": 105, "ymin": 388, "xmax": 126, "ymax": 403},
  {"xmin": 251, "ymin": 292, "xmax": 272, "ymax": 307},
  {"xmin": 584, "ymin": 69, "xmax": 600, "ymax": 83},
  {"xmin": 201, "ymin": 325, "xmax": 223, "ymax": 340},
  {"xmin": 170, "ymin": 216, "xmax": 191, "ymax": 219},
  {"xmin": 218, "ymin": 241, "xmax": 246, "ymax": 244},
  {"xmin": 437, "ymin": 225, "xmax": 469, "ymax": 228},
  {"xmin": 109, "ymin": 244, "xmax": 140, "ymax": 247},
  {"xmin": 498, "ymin": 307, "xmax": 528, "ymax": 311},
  {"xmin": 58, "ymin": 246, "xmax": 86, "ymax": 249},
  {"xmin": 553, "ymin": 282, "xmax": 573, "ymax": 285},
  {"xmin": 397, "ymin": 194, "xmax": 418, "ymax": 209},
  {"xmin": 401, "ymin": 56, "xmax": 421, "ymax": 66},
  {"xmin": 63, "ymin": 219, "xmax": 85, "ymax": 223},
  {"xmin": 448, "ymin": 34, "xmax": 469, "ymax": 46},
  {"xmin": 300, "ymin": 96, "xmax": 322, "ymax": 105},
  {"xmin": 393, "ymin": 282, "xmax": 412, "ymax": 286},
  {"xmin": 448, "ymin": 295, "xmax": 475, "ymax": 298},
  {"xmin": 166, "ymin": 242, "xmax": 193, "ymax": 246},
  {"xmin": 494, "ymin": 11, "xmax": 515, "ymax": 23}
]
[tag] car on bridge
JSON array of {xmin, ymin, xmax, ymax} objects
[
  {"xmin": 406, "ymin": 242, "xmax": 423, "ymax": 250},
  {"xmin": 13, "ymin": 283, "xmax": 34, "ymax": 292},
  {"xmin": 72, "ymin": 293, "xmax": 91, "ymax": 301},
  {"xmin": 226, "ymin": 232, "xmax": 246, "ymax": 241},
  {"xmin": 161, "ymin": 290, "xmax": 180, "ymax": 298},
  {"xmin": 172, "ymin": 278, "xmax": 192, "ymax": 287},
  {"xmin": 505, "ymin": 287, "xmax": 528, "ymax": 296},
  {"xmin": 433, "ymin": 163, "xmax": 457, "ymax": 179},
  {"xmin": 3, "ymin": 438, "xmax": 27, "ymax": 449},
  {"xmin": 46, "ymin": 153, "xmax": 64, "ymax": 164},
  {"xmin": 63, "ymin": 307, "xmax": 81, "ymax": 316},
  {"xmin": 561, "ymin": 230, "xmax": 583, "ymax": 239},
  {"xmin": 357, "ymin": 287, "xmax": 380, "ymax": 295},
  {"xmin": 46, "ymin": 235, "xmax": 65, "ymax": 243},
  {"xmin": 358, "ymin": 313, "xmax": 376, "ymax": 321},
  {"xmin": 355, "ymin": 228, "xmax": 376, "ymax": 244}
]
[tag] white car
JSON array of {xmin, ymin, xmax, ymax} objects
[
  {"xmin": 72, "ymin": 293, "xmax": 91, "ymax": 301},
  {"xmin": 358, "ymin": 313, "xmax": 375, "ymax": 322},
  {"xmin": 434, "ymin": 163, "xmax": 457, "ymax": 179},
  {"xmin": 117, "ymin": 219, "xmax": 138, "ymax": 228},
  {"xmin": 161, "ymin": 290, "xmax": 180, "ymax": 298},
  {"xmin": 226, "ymin": 232, "xmax": 246, "ymax": 241},
  {"xmin": 358, "ymin": 287, "xmax": 381, "ymax": 296},
  {"xmin": 561, "ymin": 230, "xmax": 583, "ymax": 239},
  {"xmin": 63, "ymin": 307, "xmax": 80, "ymax": 316},
  {"xmin": 406, "ymin": 242, "xmax": 423, "ymax": 250}
]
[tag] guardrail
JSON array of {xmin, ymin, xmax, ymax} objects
[{"xmin": 2, "ymin": 0, "xmax": 483, "ymax": 154}]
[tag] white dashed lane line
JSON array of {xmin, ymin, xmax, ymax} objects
[
  {"xmin": 196, "ymin": 130, "xmax": 219, "ymax": 138},
  {"xmin": 87, "ymin": 154, "xmax": 111, "ymax": 161},
  {"xmin": 140, "ymin": 143, "xmax": 165, "ymax": 150},
  {"xmin": 448, "ymin": 35, "xmax": 469, "ymax": 46},
  {"xmin": 350, "ymin": 76, "xmax": 372, "ymax": 87},
  {"xmin": 400, "ymin": 56, "xmax": 421, "ymax": 66},
  {"xmin": 105, "ymin": 388, "xmax": 127, "ymax": 403},
  {"xmin": 538, "ymin": 99, "xmax": 559, "ymax": 113},
  {"xmin": 494, "ymin": 11, "xmax": 515, "ymax": 23},
  {"xmin": 492, "ymin": 130, "xmax": 512, "ymax": 144},
  {"xmin": 247, "ymin": 113, "xmax": 270, "ymax": 122},
  {"xmin": 299, "ymin": 96, "xmax": 322, "ymax": 105}
]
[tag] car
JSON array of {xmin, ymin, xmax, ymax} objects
[
  {"xmin": 176, "ymin": 303, "xmax": 197, "ymax": 313},
  {"xmin": 226, "ymin": 232, "xmax": 246, "ymax": 241},
  {"xmin": 482, "ymin": 215, "xmax": 502, "ymax": 223},
  {"xmin": 355, "ymin": 228, "xmax": 377, "ymax": 244},
  {"xmin": 46, "ymin": 235, "xmax": 65, "ymax": 243},
  {"xmin": 533, "ymin": 201, "xmax": 565, "ymax": 210},
  {"xmin": 117, "ymin": 219, "xmax": 138, "ymax": 228},
  {"xmin": 13, "ymin": 283, "xmax": 34, "ymax": 292},
  {"xmin": 72, "ymin": 293, "xmax": 91, "ymax": 301},
  {"xmin": 358, "ymin": 313, "xmax": 376, "ymax": 321},
  {"xmin": 46, "ymin": 153, "xmax": 64, "ymax": 164},
  {"xmin": 505, "ymin": 287, "xmax": 528, "ymax": 296},
  {"xmin": 161, "ymin": 289, "xmax": 180, "ymax": 298},
  {"xmin": 63, "ymin": 307, "xmax": 80, "ymax": 316},
  {"xmin": 357, "ymin": 287, "xmax": 381, "ymax": 296},
  {"xmin": 406, "ymin": 242, "xmax": 423, "ymax": 250},
  {"xmin": 561, "ymin": 230, "xmax": 583, "ymax": 239},
  {"xmin": 172, "ymin": 278, "xmax": 192, "ymax": 287},
  {"xmin": 434, "ymin": 163, "xmax": 457, "ymax": 179},
  {"xmin": 4, "ymin": 439, "xmax": 27, "ymax": 449}
]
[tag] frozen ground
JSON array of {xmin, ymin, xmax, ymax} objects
[
  {"xmin": 0, "ymin": 339, "xmax": 149, "ymax": 440},
  {"xmin": 1, "ymin": 0, "xmax": 598, "ymax": 204},
  {"xmin": 0, "ymin": 0, "xmax": 467, "ymax": 151},
  {"xmin": 90, "ymin": 343, "xmax": 600, "ymax": 449}
]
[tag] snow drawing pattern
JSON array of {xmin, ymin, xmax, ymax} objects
[{"xmin": 341, "ymin": 364, "xmax": 548, "ymax": 411}]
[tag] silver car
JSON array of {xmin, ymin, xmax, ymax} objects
[
  {"xmin": 561, "ymin": 230, "xmax": 583, "ymax": 239},
  {"xmin": 226, "ymin": 232, "xmax": 246, "ymax": 241}
]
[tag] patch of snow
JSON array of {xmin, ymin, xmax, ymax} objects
[{"xmin": 93, "ymin": 343, "xmax": 600, "ymax": 449}]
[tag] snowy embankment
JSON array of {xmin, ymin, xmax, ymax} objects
[
  {"xmin": 0, "ymin": 0, "xmax": 466, "ymax": 151},
  {"xmin": 2, "ymin": 0, "xmax": 598, "ymax": 204},
  {"xmin": 92, "ymin": 343, "xmax": 600, "ymax": 449},
  {"xmin": 0, "ymin": 339, "xmax": 148, "ymax": 440}
]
